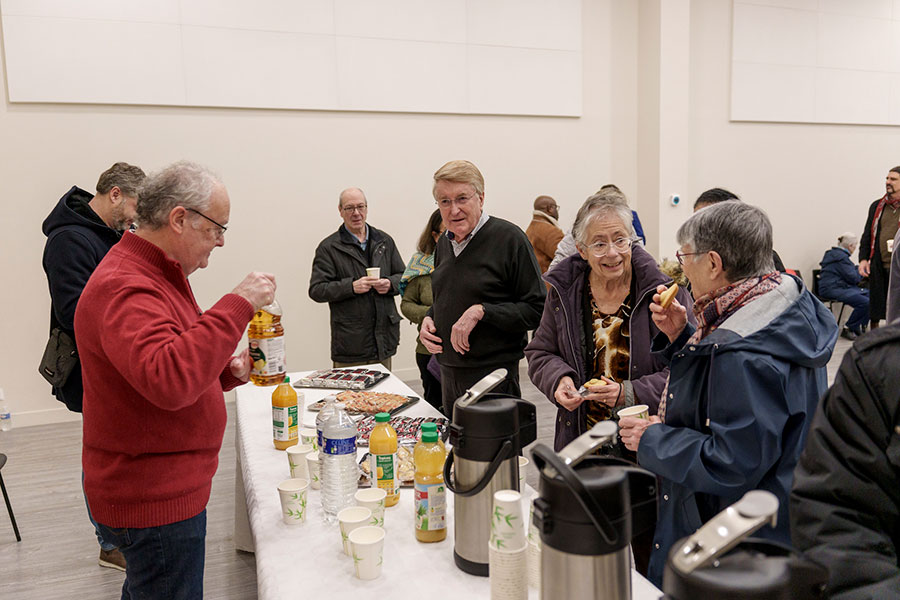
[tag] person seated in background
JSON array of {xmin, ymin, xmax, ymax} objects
[
  {"xmin": 617, "ymin": 201, "xmax": 838, "ymax": 587},
  {"xmin": 693, "ymin": 187, "xmax": 787, "ymax": 272},
  {"xmin": 818, "ymin": 232, "xmax": 869, "ymax": 340},
  {"xmin": 400, "ymin": 209, "xmax": 444, "ymax": 412},
  {"xmin": 525, "ymin": 195, "xmax": 564, "ymax": 274},
  {"xmin": 549, "ymin": 184, "xmax": 644, "ymax": 270},
  {"xmin": 791, "ymin": 323, "xmax": 900, "ymax": 599}
]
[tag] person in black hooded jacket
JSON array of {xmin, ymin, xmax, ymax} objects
[{"xmin": 791, "ymin": 323, "xmax": 900, "ymax": 599}]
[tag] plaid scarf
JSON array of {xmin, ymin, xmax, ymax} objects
[
  {"xmin": 657, "ymin": 271, "xmax": 783, "ymax": 422},
  {"xmin": 867, "ymin": 194, "xmax": 900, "ymax": 260}
]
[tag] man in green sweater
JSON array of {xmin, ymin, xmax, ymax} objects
[{"xmin": 420, "ymin": 160, "xmax": 545, "ymax": 415}]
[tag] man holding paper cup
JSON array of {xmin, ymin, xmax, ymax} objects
[
  {"xmin": 309, "ymin": 187, "xmax": 405, "ymax": 369},
  {"xmin": 616, "ymin": 201, "xmax": 837, "ymax": 587}
]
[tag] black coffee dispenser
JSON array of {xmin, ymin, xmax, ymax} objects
[
  {"xmin": 663, "ymin": 490, "xmax": 828, "ymax": 599},
  {"xmin": 443, "ymin": 369, "xmax": 537, "ymax": 576},
  {"xmin": 531, "ymin": 422, "xmax": 658, "ymax": 600}
]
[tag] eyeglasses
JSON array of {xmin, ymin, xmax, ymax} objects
[
  {"xmin": 186, "ymin": 207, "xmax": 227, "ymax": 238},
  {"xmin": 675, "ymin": 250, "xmax": 703, "ymax": 265},
  {"xmin": 436, "ymin": 193, "xmax": 479, "ymax": 209},
  {"xmin": 341, "ymin": 203, "xmax": 367, "ymax": 213},
  {"xmin": 585, "ymin": 237, "xmax": 633, "ymax": 257}
]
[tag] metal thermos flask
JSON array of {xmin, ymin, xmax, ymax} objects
[
  {"xmin": 531, "ymin": 422, "xmax": 658, "ymax": 600},
  {"xmin": 663, "ymin": 490, "xmax": 828, "ymax": 599},
  {"xmin": 443, "ymin": 369, "xmax": 537, "ymax": 576}
]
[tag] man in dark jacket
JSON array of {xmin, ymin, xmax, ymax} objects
[
  {"xmin": 41, "ymin": 160, "xmax": 146, "ymax": 571},
  {"xmin": 309, "ymin": 187, "xmax": 404, "ymax": 368},
  {"xmin": 858, "ymin": 166, "xmax": 900, "ymax": 330},
  {"xmin": 791, "ymin": 324, "xmax": 900, "ymax": 599}
]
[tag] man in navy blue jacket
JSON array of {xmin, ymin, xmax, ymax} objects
[{"xmin": 41, "ymin": 161, "xmax": 145, "ymax": 570}]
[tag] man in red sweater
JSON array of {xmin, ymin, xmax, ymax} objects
[{"xmin": 75, "ymin": 161, "xmax": 275, "ymax": 599}]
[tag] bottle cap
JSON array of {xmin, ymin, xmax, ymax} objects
[
  {"xmin": 420, "ymin": 422, "xmax": 437, "ymax": 432},
  {"xmin": 375, "ymin": 412, "xmax": 390, "ymax": 422},
  {"xmin": 422, "ymin": 431, "xmax": 438, "ymax": 443},
  {"xmin": 283, "ymin": 376, "xmax": 291, "ymax": 384}
]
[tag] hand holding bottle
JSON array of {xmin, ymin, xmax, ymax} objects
[{"xmin": 232, "ymin": 272, "xmax": 277, "ymax": 310}]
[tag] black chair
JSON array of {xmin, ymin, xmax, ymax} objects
[
  {"xmin": 0, "ymin": 453, "xmax": 21, "ymax": 542},
  {"xmin": 812, "ymin": 269, "xmax": 848, "ymax": 325}
]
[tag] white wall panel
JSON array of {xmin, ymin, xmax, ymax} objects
[
  {"xmin": 335, "ymin": 38, "xmax": 467, "ymax": 113},
  {"xmin": 3, "ymin": 16, "xmax": 185, "ymax": 104},
  {"xmin": 468, "ymin": 46, "xmax": 581, "ymax": 116},
  {"xmin": 334, "ymin": 0, "xmax": 466, "ymax": 43},
  {"xmin": 732, "ymin": 3, "xmax": 816, "ymax": 66},
  {"xmin": 818, "ymin": 0, "xmax": 891, "ymax": 19},
  {"xmin": 894, "ymin": 0, "xmax": 900, "ymax": 19},
  {"xmin": 182, "ymin": 27, "xmax": 337, "ymax": 109},
  {"xmin": 817, "ymin": 12, "xmax": 893, "ymax": 72},
  {"xmin": 815, "ymin": 69, "xmax": 891, "ymax": 124},
  {"xmin": 733, "ymin": 0, "xmax": 816, "ymax": 9},
  {"xmin": 731, "ymin": 62, "xmax": 815, "ymax": 122},
  {"xmin": 180, "ymin": 0, "xmax": 334, "ymax": 34},
  {"xmin": 890, "ymin": 75, "xmax": 900, "ymax": 124},
  {"xmin": 467, "ymin": 0, "xmax": 580, "ymax": 51},
  {"xmin": 0, "ymin": 0, "xmax": 180, "ymax": 22}
]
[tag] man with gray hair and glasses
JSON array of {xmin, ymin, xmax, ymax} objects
[
  {"xmin": 41, "ymin": 161, "xmax": 146, "ymax": 571},
  {"xmin": 75, "ymin": 161, "xmax": 276, "ymax": 599},
  {"xmin": 616, "ymin": 200, "xmax": 838, "ymax": 586}
]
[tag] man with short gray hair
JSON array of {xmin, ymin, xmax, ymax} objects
[
  {"xmin": 41, "ymin": 161, "xmax": 146, "ymax": 571},
  {"xmin": 75, "ymin": 161, "xmax": 276, "ymax": 598}
]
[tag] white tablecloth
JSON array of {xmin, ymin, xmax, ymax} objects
[{"xmin": 234, "ymin": 365, "xmax": 662, "ymax": 600}]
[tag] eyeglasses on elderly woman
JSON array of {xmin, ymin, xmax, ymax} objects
[{"xmin": 585, "ymin": 236, "xmax": 633, "ymax": 258}]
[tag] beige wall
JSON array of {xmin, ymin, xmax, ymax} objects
[{"xmin": 0, "ymin": 1, "xmax": 624, "ymax": 426}]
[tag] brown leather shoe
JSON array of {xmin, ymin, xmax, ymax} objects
[{"xmin": 99, "ymin": 548, "xmax": 126, "ymax": 572}]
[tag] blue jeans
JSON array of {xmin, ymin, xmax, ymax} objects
[
  {"xmin": 824, "ymin": 287, "xmax": 870, "ymax": 332},
  {"xmin": 97, "ymin": 510, "xmax": 207, "ymax": 600},
  {"xmin": 82, "ymin": 471, "xmax": 116, "ymax": 552}
]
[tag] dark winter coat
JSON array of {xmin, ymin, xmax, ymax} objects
[
  {"xmin": 859, "ymin": 198, "xmax": 890, "ymax": 320},
  {"xmin": 309, "ymin": 224, "xmax": 404, "ymax": 363},
  {"xmin": 819, "ymin": 246, "xmax": 861, "ymax": 297},
  {"xmin": 637, "ymin": 276, "xmax": 837, "ymax": 586},
  {"xmin": 42, "ymin": 186, "xmax": 122, "ymax": 412},
  {"xmin": 791, "ymin": 323, "xmax": 900, "ymax": 600},
  {"xmin": 525, "ymin": 245, "xmax": 694, "ymax": 450}
]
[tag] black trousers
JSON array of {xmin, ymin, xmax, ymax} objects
[
  {"xmin": 440, "ymin": 361, "xmax": 521, "ymax": 417},
  {"xmin": 415, "ymin": 352, "xmax": 443, "ymax": 414}
]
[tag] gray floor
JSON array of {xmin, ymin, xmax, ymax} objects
[{"xmin": 0, "ymin": 335, "xmax": 851, "ymax": 599}]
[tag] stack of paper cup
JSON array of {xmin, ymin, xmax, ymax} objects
[
  {"xmin": 489, "ymin": 490, "xmax": 527, "ymax": 600},
  {"xmin": 338, "ymin": 507, "xmax": 373, "ymax": 555},
  {"xmin": 286, "ymin": 443, "xmax": 314, "ymax": 480},
  {"xmin": 526, "ymin": 500, "xmax": 541, "ymax": 590}
]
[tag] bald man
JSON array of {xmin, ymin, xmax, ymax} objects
[{"xmin": 525, "ymin": 195, "xmax": 564, "ymax": 273}]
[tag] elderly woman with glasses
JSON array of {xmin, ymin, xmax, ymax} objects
[
  {"xmin": 526, "ymin": 194, "xmax": 694, "ymax": 453},
  {"xmin": 616, "ymin": 201, "xmax": 838, "ymax": 586}
]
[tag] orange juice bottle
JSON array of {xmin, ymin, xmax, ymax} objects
[
  {"xmin": 368, "ymin": 412, "xmax": 399, "ymax": 507},
  {"xmin": 414, "ymin": 429, "xmax": 447, "ymax": 542},
  {"xmin": 248, "ymin": 300, "xmax": 286, "ymax": 386},
  {"xmin": 272, "ymin": 376, "xmax": 298, "ymax": 450}
]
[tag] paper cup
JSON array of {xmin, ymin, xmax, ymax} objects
[
  {"xmin": 527, "ymin": 540, "xmax": 541, "ymax": 590},
  {"xmin": 338, "ymin": 506, "xmax": 373, "ymax": 555},
  {"xmin": 306, "ymin": 452, "xmax": 321, "ymax": 490},
  {"xmin": 355, "ymin": 488, "xmax": 387, "ymax": 527},
  {"xmin": 286, "ymin": 443, "xmax": 314, "ymax": 479},
  {"xmin": 299, "ymin": 427, "xmax": 318, "ymax": 451},
  {"xmin": 366, "ymin": 267, "xmax": 380, "ymax": 279},
  {"xmin": 518, "ymin": 456, "xmax": 529, "ymax": 490},
  {"xmin": 490, "ymin": 490, "xmax": 526, "ymax": 552},
  {"xmin": 277, "ymin": 478, "xmax": 309, "ymax": 525},
  {"xmin": 348, "ymin": 525, "xmax": 385, "ymax": 580},
  {"xmin": 617, "ymin": 404, "xmax": 650, "ymax": 420},
  {"xmin": 489, "ymin": 545, "xmax": 528, "ymax": 600}
]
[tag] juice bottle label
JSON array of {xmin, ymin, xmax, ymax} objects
[
  {"xmin": 323, "ymin": 436, "xmax": 356, "ymax": 455},
  {"xmin": 272, "ymin": 405, "xmax": 298, "ymax": 441},
  {"xmin": 414, "ymin": 482, "xmax": 446, "ymax": 531},
  {"xmin": 249, "ymin": 336, "xmax": 286, "ymax": 377},
  {"xmin": 369, "ymin": 453, "xmax": 398, "ymax": 496}
]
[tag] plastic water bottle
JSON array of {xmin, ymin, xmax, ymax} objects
[
  {"xmin": 321, "ymin": 402, "xmax": 358, "ymax": 522},
  {"xmin": 316, "ymin": 394, "xmax": 338, "ymax": 451},
  {"xmin": 0, "ymin": 388, "xmax": 10, "ymax": 432}
]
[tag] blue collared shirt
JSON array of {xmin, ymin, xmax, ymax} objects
[{"xmin": 343, "ymin": 224, "xmax": 370, "ymax": 251}]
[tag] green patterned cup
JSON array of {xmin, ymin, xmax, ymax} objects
[
  {"xmin": 349, "ymin": 526, "xmax": 385, "ymax": 580},
  {"xmin": 277, "ymin": 478, "xmax": 309, "ymax": 525},
  {"xmin": 338, "ymin": 506, "xmax": 372, "ymax": 555}
]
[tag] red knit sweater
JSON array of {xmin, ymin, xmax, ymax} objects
[{"xmin": 75, "ymin": 232, "xmax": 255, "ymax": 528}]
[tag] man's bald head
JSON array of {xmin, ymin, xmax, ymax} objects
[{"xmin": 534, "ymin": 195, "xmax": 558, "ymax": 219}]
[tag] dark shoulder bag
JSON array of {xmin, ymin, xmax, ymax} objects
[{"xmin": 38, "ymin": 327, "xmax": 79, "ymax": 388}]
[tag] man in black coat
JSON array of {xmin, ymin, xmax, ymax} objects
[
  {"xmin": 858, "ymin": 166, "xmax": 900, "ymax": 330},
  {"xmin": 790, "ymin": 324, "xmax": 900, "ymax": 599},
  {"xmin": 309, "ymin": 187, "xmax": 404, "ymax": 368},
  {"xmin": 41, "ymin": 161, "xmax": 146, "ymax": 571}
]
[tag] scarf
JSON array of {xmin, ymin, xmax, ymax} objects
[
  {"xmin": 867, "ymin": 194, "xmax": 900, "ymax": 260},
  {"xmin": 399, "ymin": 251, "xmax": 434, "ymax": 295},
  {"xmin": 657, "ymin": 271, "xmax": 783, "ymax": 422},
  {"xmin": 532, "ymin": 210, "xmax": 559, "ymax": 228}
]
